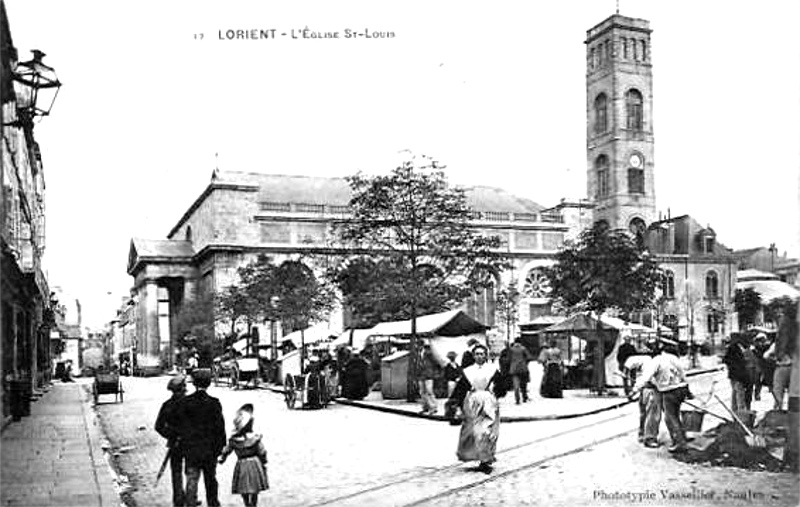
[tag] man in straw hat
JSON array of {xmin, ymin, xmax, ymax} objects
[{"xmin": 176, "ymin": 368, "xmax": 226, "ymax": 507}]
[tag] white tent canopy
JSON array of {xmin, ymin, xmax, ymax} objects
[
  {"xmin": 736, "ymin": 275, "xmax": 800, "ymax": 304},
  {"xmin": 331, "ymin": 309, "xmax": 489, "ymax": 364},
  {"xmin": 282, "ymin": 322, "xmax": 341, "ymax": 348}
]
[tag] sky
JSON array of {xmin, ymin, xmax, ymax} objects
[{"xmin": 5, "ymin": 0, "xmax": 800, "ymax": 329}]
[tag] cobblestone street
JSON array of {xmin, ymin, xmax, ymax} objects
[{"xmin": 92, "ymin": 372, "xmax": 798, "ymax": 507}]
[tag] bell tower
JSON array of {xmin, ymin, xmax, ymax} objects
[{"xmin": 585, "ymin": 14, "xmax": 656, "ymax": 237}]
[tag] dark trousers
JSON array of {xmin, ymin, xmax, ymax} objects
[
  {"xmin": 512, "ymin": 373, "xmax": 528, "ymax": 403},
  {"xmin": 185, "ymin": 458, "xmax": 220, "ymax": 507},
  {"xmin": 169, "ymin": 450, "xmax": 186, "ymax": 507},
  {"xmin": 661, "ymin": 386, "xmax": 689, "ymax": 447}
]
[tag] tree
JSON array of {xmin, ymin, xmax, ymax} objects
[
  {"xmin": 331, "ymin": 154, "xmax": 508, "ymax": 401},
  {"xmin": 764, "ymin": 296, "xmax": 795, "ymax": 327},
  {"xmin": 545, "ymin": 221, "xmax": 661, "ymax": 392},
  {"xmin": 217, "ymin": 284, "xmax": 250, "ymax": 338},
  {"xmin": 734, "ymin": 287, "xmax": 762, "ymax": 329},
  {"xmin": 269, "ymin": 260, "xmax": 337, "ymax": 371},
  {"xmin": 496, "ymin": 282, "xmax": 521, "ymax": 344},
  {"xmin": 329, "ymin": 256, "xmax": 453, "ymax": 328},
  {"xmin": 174, "ymin": 291, "xmax": 216, "ymax": 366}
]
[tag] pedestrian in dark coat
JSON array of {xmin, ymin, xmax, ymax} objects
[
  {"xmin": 155, "ymin": 374, "xmax": 188, "ymax": 507},
  {"xmin": 444, "ymin": 351, "xmax": 462, "ymax": 397},
  {"xmin": 418, "ymin": 343, "xmax": 439, "ymax": 414},
  {"xmin": 176, "ymin": 368, "xmax": 226, "ymax": 507},
  {"xmin": 342, "ymin": 352, "xmax": 370, "ymax": 400},
  {"xmin": 723, "ymin": 335, "xmax": 752, "ymax": 412},
  {"xmin": 616, "ymin": 335, "xmax": 637, "ymax": 393},
  {"xmin": 509, "ymin": 340, "xmax": 531, "ymax": 404}
]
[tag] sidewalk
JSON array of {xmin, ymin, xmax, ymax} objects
[{"xmin": 1, "ymin": 380, "xmax": 122, "ymax": 507}]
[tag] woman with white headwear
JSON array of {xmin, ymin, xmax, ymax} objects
[
  {"xmin": 445, "ymin": 344, "xmax": 507, "ymax": 474},
  {"xmin": 218, "ymin": 404, "xmax": 269, "ymax": 507}
]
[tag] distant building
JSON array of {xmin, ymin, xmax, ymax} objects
[
  {"xmin": 733, "ymin": 246, "xmax": 800, "ymax": 287},
  {"xmin": 50, "ymin": 287, "xmax": 83, "ymax": 376}
]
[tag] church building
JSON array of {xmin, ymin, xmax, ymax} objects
[{"xmin": 126, "ymin": 12, "xmax": 738, "ymax": 371}]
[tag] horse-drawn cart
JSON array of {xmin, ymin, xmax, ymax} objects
[{"xmin": 93, "ymin": 372, "xmax": 124, "ymax": 403}]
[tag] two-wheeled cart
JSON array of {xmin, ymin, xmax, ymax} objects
[
  {"xmin": 93, "ymin": 372, "xmax": 124, "ymax": 403},
  {"xmin": 283, "ymin": 372, "xmax": 330, "ymax": 410}
]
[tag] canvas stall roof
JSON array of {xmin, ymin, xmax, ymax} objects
[
  {"xmin": 535, "ymin": 312, "xmax": 660, "ymax": 337},
  {"xmin": 737, "ymin": 269, "xmax": 780, "ymax": 282},
  {"xmin": 736, "ymin": 278, "xmax": 800, "ymax": 304},
  {"xmin": 368, "ymin": 309, "xmax": 488, "ymax": 337},
  {"xmin": 282, "ymin": 322, "xmax": 341, "ymax": 347},
  {"xmin": 331, "ymin": 328, "xmax": 377, "ymax": 350}
]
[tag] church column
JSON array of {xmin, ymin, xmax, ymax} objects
[{"xmin": 140, "ymin": 280, "xmax": 160, "ymax": 369}]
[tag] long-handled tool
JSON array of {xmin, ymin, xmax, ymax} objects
[
  {"xmin": 682, "ymin": 399, "xmax": 729, "ymax": 423},
  {"xmin": 713, "ymin": 394, "xmax": 766, "ymax": 448}
]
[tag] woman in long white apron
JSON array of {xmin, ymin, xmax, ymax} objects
[{"xmin": 447, "ymin": 344, "xmax": 507, "ymax": 473}]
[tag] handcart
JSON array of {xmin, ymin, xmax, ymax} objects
[
  {"xmin": 231, "ymin": 357, "xmax": 261, "ymax": 389},
  {"xmin": 284, "ymin": 372, "xmax": 329, "ymax": 410},
  {"xmin": 93, "ymin": 371, "xmax": 124, "ymax": 403}
]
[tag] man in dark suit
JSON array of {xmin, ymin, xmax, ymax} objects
[
  {"xmin": 176, "ymin": 368, "xmax": 226, "ymax": 507},
  {"xmin": 155, "ymin": 374, "xmax": 188, "ymax": 507}
]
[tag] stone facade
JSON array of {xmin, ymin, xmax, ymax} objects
[
  {"xmin": 586, "ymin": 15, "xmax": 656, "ymax": 233},
  {"xmin": 127, "ymin": 170, "xmax": 582, "ymax": 366},
  {"xmin": 1, "ymin": 1, "xmax": 58, "ymax": 417},
  {"xmin": 644, "ymin": 215, "xmax": 738, "ymax": 350}
]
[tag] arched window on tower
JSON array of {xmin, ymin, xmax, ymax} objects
[
  {"xmin": 628, "ymin": 167, "xmax": 644, "ymax": 194},
  {"xmin": 663, "ymin": 270, "xmax": 675, "ymax": 299},
  {"xmin": 185, "ymin": 226, "xmax": 192, "ymax": 242},
  {"xmin": 623, "ymin": 38, "xmax": 629, "ymax": 59},
  {"xmin": 594, "ymin": 93, "xmax": 608, "ymax": 134},
  {"xmin": 626, "ymin": 89, "xmax": 644, "ymax": 130},
  {"xmin": 641, "ymin": 40, "xmax": 648, "ymax": 61},
  {"xmin": 595, "ymin": 155, "xmax": 610, "ymax": 198},
  {"xmin": 705, "ymin": 271, "xmax": 719, "ymax": 299}
]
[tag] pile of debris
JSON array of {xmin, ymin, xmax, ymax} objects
[{"xmin": 674, "ymin": 411, "xmax": 790, "ymax": 472}]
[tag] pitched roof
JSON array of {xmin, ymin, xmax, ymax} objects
[
  {"xmin": 127, "ymin": 238, "xmax": 195, "ymax": 275},
  {"xmin": 212, "ymin": 170, "xmax": 544, "ymax": 213},
  {"xmin": 130, "ymin": 238, "xmax": 195, "ymax": 258}
]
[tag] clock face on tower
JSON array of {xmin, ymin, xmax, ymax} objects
[{"xmin": 629, "ymin": 153, "xmax": 643, "ymax": 168}]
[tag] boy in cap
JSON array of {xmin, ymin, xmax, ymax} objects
[
  {"xmin": 176, "ymin": 368, "xmax": 226, "ymax": 507},
  {"xmin": 155, "ymin": 374, "xmax": 188, "ymax": 507}
]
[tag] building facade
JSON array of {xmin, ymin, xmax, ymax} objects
[
  {"xmin": 127, "ymin": 171, "xmax": 583, "ymax": 368},
  {"xmin": 1, "ymin": 0, "xmax": 58, "ymax": 417},
  {"xmin": 585, "ymin": 14, "xmax": 656, "ymax": 235},
  {"xmin": 126, "ymin": 12, "xmax": 741, "ymax": 371}
]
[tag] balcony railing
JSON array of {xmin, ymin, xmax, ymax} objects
[{"xmin": 258, "ymin": 201, "xmax": 565, "ymax": 224}]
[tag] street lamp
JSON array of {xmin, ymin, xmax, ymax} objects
[{"xmin": 10, "ymin": 50, "xmax": 62, "ymax": 126}]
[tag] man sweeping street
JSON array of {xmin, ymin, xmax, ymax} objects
[{"xmin": 630, "ymin": 339, "xmax": 691, "ymax": 453}]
